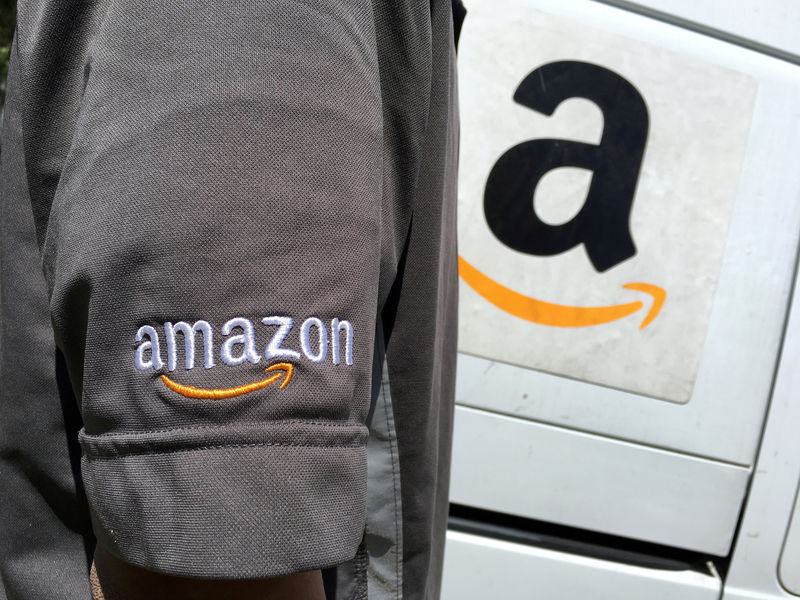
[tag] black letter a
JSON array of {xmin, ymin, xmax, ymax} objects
[{"xmin": 483, "ymin": 61, "xmax": 649, "ymax": 272}]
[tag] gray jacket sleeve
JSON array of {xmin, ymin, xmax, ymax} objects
[{"xmin": 18, "ymin": 0, "xmax": 382, "ymax": 578}]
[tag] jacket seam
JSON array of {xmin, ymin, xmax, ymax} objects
[
  {"xmin": 81, "ymin": 419, "xmax": 364, "ymax": 439},
  {"xmin": 83, "ymin": 440, "xmax": 366, "ymax": 460}
]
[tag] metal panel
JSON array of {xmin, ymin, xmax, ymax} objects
[
  {"xmin": 722, "ymin": 258, "xmax": 800, "ymax": 599},
  {"xmin": 780, "ymin": 490, "xmax": 800, "ymax": 596},
  {"xmin": 442, "ymin": 530, "xmax": 722, "ymax": 600},
  {"xmin": 601, "ymin": 0, "xmax": 800, "ymax": 62},
  {"xmin": 450, "ymin": 406, "xmax": 750, "ymax": 555},
  {"xmin": 456, "ymin": 0, "xmax": 800, "ymax": 467}
]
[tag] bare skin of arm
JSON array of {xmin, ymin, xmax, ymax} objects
[{"xmin": 90, "ymin": 544, "xmax": 326, "ymax": 600}]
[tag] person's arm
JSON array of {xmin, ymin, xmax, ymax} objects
[
  {"xmin": 90, "ymin": 547, "xmax": 325, "ymax": 600},
  {"xmin": 16, "ymin": 0, "xmax": 383, "ymax": 590}
]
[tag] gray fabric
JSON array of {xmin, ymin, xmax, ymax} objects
[
  {"xmin": 0, "ymin": 40, "xmax": 94, "ymax": 600},
  {"xmin": 2, "ymin": 0, "xmax": 458, "ymax": 597},
  {"xmin": 347, "ymin": 361, "xmax": 404, "ymax": 600},
  {"xmin": 368, "ymin": 6, "xmax": 459, "ymax": 597},
  {"xmin": 382, "ymin": 2, "xmax": 460, "ymax": 598},
  {"xmin": 83, "ymin": 443, "xmax": 367, "ymax": 579},
  {"xmin": 335, "ymin": 540, "xmax": 370, "ymax": 600}
]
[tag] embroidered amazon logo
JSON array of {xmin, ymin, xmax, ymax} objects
[
  {"xmin": 134, "ymin": 316, "xmax": 353, "ymax": 398},
  {"xmin": 464, "ymin": 60, "xmax": 666, "ymax": 328}
]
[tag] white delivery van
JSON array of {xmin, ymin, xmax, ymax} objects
[{"xmin": 442, "ymin": 1, "xmax": 800, "ymax": 598}]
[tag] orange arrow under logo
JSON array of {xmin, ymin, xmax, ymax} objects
[
  {"xmin": 161, "ymin": 362, "xmax": 295, "ymax": 399},
  {"xmin": 458, "ymin": 256, "xmax": 665, "ymax": 329}
]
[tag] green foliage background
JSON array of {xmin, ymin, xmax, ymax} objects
[{"xmin": 0, "ymin": 0, "xmax": 14, "ymax": 106}]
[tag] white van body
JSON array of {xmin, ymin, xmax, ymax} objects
[{"xmin": 442, "ymin": 2, "xmax": 800, "ymax": 598}]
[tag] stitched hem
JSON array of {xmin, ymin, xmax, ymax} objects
[
  {"xmin": 80, "ymin": 419, "xmax": 368, "ymax": 458},
  {"xmin": 84, "ymin": 440, "xmax": 367, "ymax": 461},
  {"xmin": 86, "ymin": 418, "xmax": 361, "ymax": 437}
]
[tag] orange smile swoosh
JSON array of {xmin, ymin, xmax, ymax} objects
[
  {"xmin": 458, "ymin": 256, "xmax": 665, "ymax": 329},
  {"xmin": 161, "ymin": 362, "xmax": 295, "ymax": 399}
]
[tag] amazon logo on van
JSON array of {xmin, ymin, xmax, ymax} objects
[{"xmin": 460, "ymin": 60, "xmax": 666, "ymax": 328}]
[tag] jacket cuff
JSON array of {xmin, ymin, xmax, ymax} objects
[{"xmin": 80, "ymin": 421, "xmax": 368, "ymax": 579}]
